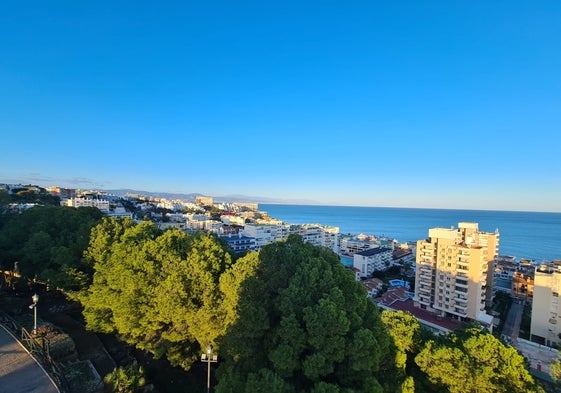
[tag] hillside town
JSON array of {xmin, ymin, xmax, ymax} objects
[{"xmin": 2, "ymin": 183, "xmax": 561, "ymax": 385}]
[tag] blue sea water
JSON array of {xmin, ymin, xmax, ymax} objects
[{"xmin": 260, "ymin": 204, "xmax": 561, "ymax": 262}]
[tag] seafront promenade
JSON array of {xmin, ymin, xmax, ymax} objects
[{"xmin": 0, "ymin": 324, "xmax": 60, "ymax": 393}]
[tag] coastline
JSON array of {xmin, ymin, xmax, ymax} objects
[{"xmin": 260, "ymin": 204, "xmax": 561, "ymax": 262}]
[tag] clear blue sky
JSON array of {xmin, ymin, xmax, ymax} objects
[{"xmin": 1, "ymin": 2, "xmax": 560, "ymax": 211}]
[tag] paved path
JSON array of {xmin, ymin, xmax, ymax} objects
[
  {"xmin": 513, "ymin": 338, "xmax": 560, "ymax": 376},
  {"xmin": 0, "ymin": 324, "xmax": 59, "ymax": 393},
  {"xmin": 502, "ymin": 299, "xmax": 524, "ymax": 340}
]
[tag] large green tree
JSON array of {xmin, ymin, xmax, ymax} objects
[
  {"xmin": 381, "ymin": 310, "xmax": 421, "ymax": 372},
  {"xmin": 216, "ymin": 235, "xmax": 393, "ymax": 393},
  {"xmin": 415, "ymin": 328, "xmax": 542, "ymax": 393},
  {"xmin": 0, "ymin": 205, "xmax": 103, "ymax": 289},
  {"xmin": 380, "ymin": 310, "xmax": 424, "ymax": 392},
  {"xmin": 79, "ymin": 218, "xmax": 255, "ymax": 369}
]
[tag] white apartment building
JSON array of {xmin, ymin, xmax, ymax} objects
[
  {"xmin": 185, "ymin": 217, "xmax": 222, "ymax": 233},
  {"xmin": 353, "ymin": 247, "xmax": 393, "ymax": 278},
  {"xmin": 65, "ymin": 197, "xmax": 110, "ymax": 212},
  {"xmin": 414, "ymin": 222, "xmax": 499, "ymax": 328},
  {"xmin": 340, "ymin": 235, "xmax": 381, "ymax": 256},
  {"xmin": 530, "ymin": 261, "xmax": 561, "ymax": 346},
  {"xmin": 107, "ymin": 206, "xmax": 133, "ymax": 218},
  {"xmin": 220, "ymin": 215, "xmax": 246, "ymax": 226},
  {"xmin": 242, "ymin": 224, "xmax": 290, "ymax": 249},
  {"xmin": 290, "ymin": 224, "xmax": 340, "ymax": 254}
]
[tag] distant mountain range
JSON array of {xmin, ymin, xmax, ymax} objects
[{"xmin": 104, "ymin": 189, "xmax": 320, "ymax": 205}]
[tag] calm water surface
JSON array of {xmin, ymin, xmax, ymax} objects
[{"xmin": 260, "ymin": 204, "xmax": 561, "ymax": 262}]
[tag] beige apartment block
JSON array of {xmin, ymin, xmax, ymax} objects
[
  {"xmin": 414, "ymin": 222, "xmax": 499, "ymax": 328},
  {"xmin": 530, "ymin": 261, "xmax": 561, "ymax": 346}
]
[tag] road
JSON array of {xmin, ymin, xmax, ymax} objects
[
  {"xmin": 0, "ymin": 324, "xmax": 59, "ymax": 393},
  {"xmin": 502, "ymin": 299, "xmax": 524, "ymax": 341}
]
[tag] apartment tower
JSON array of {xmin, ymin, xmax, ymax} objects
[
  {"xmin": 530, "ymin": 261, "xmax": 561, "ymax": 346},
  {"xmin": 414, "ymin": 222, "xmax": 499, "ymax": 327}
]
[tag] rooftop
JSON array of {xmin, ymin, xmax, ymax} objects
[
  {"xmin": 356, "ymin": 247, "xmax": 392, "ymax": 257},
  {"xmin": 376, "ymin": 287, "xmax": 461, "ymax": 332}
]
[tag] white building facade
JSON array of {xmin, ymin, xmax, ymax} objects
[{"xmin": 353, "ymin": 247, "xmax": 393, "ymax": 278}]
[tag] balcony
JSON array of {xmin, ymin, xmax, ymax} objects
[
  {"xmin": 419, "ymin": 295, "xmax": 431, "ymax": 303},
  {"xmin": 455, "ymin": 301, "xmax": 467, "ymax": 310}
]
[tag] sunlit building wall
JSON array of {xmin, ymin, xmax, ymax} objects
[
  {"xmin": 414, "ymin": 222, "xmax": 499, "ymax": 328},
  {"xmin": 530, "ymin": 261, "xmax": 561, "ymax": 346}
]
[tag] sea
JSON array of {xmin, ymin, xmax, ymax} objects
[{"xmin": 259, "ymin": 204, "xmax": 561, "ymax": 262}]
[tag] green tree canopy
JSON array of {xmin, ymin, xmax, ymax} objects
[
  {"xmin": 216, "ymin": 235, "xmax": 393, "ymax": 393},
  {"xmin": 0, "ymin": 205, "xmax": 103, "ymax": 289},
  {"xmin": 550, "ymin": 358, "xmax": 561, "ymax": 388},
  {"xmin": 78, "ymin": 218, "xmax": 255, "ymax": 370},
  {"xmin": 415, "ymin": 328, "xmax": 543, "ymax": 393},
  {"xmin": 103, "ymin": 361, "xmax": 146, "ymax": 393},
  {"xmin": 381, "ymin": 310, "xmax": 422, "ymax": 371}
]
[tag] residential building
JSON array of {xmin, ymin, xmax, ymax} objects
[
  {"xmin": 290, "ymin": 224, "xmax": 340, "ymax": 254},
  {"xmin": 222, "ymin": 234, "xmax": 256, "ymax": 253},
  {"xmin": 220, "ymin": 214, "xmax": 246, "ymax": 226},
  {"xmin": 184, "ymin": 216, "xmax": 221, "ymax": 232},
  {"xmin": 512, "ymin": 266, "xmax": 535, "ymax": 300},
  {"xmin": 196, "ymin": 196, "xmax": 213, "ymax": 206},
  {"xmin": 46, "ymin": 186, "xmax": 76, "ymax": 200},
  {"xmin": 241, "ymin": 224, "xmax": 289, "ymax": 249},
  {"xmin": 413, "ymin": 222, "xmax": 499, "ymax": 329},
  {"xmin": 233, "ymin": 202, "xmax": 258, "ymax": 211},
  {"xmin": 65, "ymin": 197, "xmax": 110, "ymax": 212},
  {"xmin": 353, "ymin": 247, "xmax": 393, "ymax": 278},
  {"xmin": 493, "ymin": 256, "xmax": 535, "ymax": 300},
  {"xmin": 530, "ymin": 261, "xmax": 561, "ymax": 346},
  {"xmin": 377, "ymin": 286, "xmax": 461, "ymax": 335},
  {"xmin": 362, "ymin": 277, "xmax": 384, "ymax": 298},
  {"xmin": 339, "ymin": 234, "xmax": 381, "ymax": 257},
  {"xmin": 107, "ymin": 206, "xmax": 133, "ymax": 219}
]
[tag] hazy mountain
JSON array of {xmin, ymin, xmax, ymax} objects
[
  {"xmin": 103, "ymin": 189, "xmax": 320, "ymax": 205},
  {"xmin": 103, "ymin": 188, "xmax": 320, "ymax": 205}
]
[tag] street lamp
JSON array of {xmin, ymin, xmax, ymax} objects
[
  {"xmin": 29, "ymin": 293, "xmax": 39, "ymax": 334},
  {"xmin": 201, "ymin": 343, "xmax": 218, "ymax": 393}
]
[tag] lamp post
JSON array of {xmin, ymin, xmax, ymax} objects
[
  {"xmin": 29, "ymin": 293, "xmax": 39, "ymax": 334},
  {"xmin": 201, "ymin": 343, "xmax": 218, "ymax": 393}
]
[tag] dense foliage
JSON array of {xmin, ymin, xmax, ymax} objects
[
  {"xmin": 78, "ymin": 218, "xmax": 256, "ymax": 369},
  {"xmin": 0, "ymin": 205, "xmax": 103, "ymax": 289},
  {"xmin": 103, "ymin": 362, "xmax": 146, "ymax": 393},
  {"xmin": 415, "ymin": 328, "xmax": 543, "ymax": 393},
  {"xmin": 380, "ymin": 310, "xmax": 424, "ymax": 392},
  {"xmin": 216, "ymin": 235, "xmax": 394, "ymax": 393}
]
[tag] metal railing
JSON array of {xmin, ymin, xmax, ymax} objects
[{"xmin": 0, "ymin": 312, "xmax": 67, "ymax": 392}]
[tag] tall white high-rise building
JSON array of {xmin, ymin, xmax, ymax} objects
[
  {"xmin": 530, "ymin": 261, "xmax": 561, "ymax": 346},
  {"xmin": 414, "ymin": 222, "xmax": 499, "ymax": 328}
]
